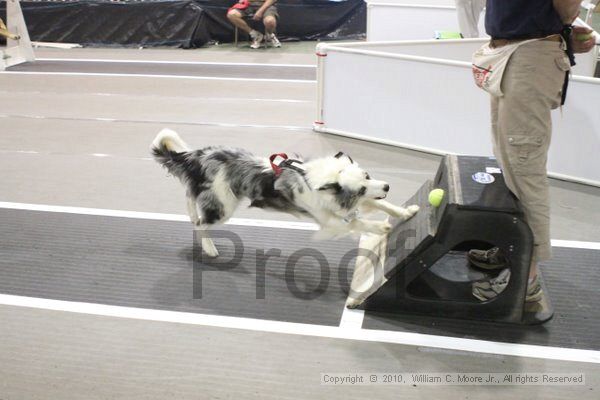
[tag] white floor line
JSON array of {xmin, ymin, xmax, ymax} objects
[
  {"xmin": 0, "ymin": 201, "xmax": 319, "ymax": 231},
  {"xmin": 0, "ymin": 113, "xmax": 311, "ymax": 131},
  {"xmin": 36, "ymin": 57, "xmax": 316, "ymax": 68},
  {"xmin": 339, "ymin": 307, "xmax": 365, "ymax": 330},
  {"xmin": 0, "ymin": 89, "xmax": 313, "ymax": 103},
  {"xmin": 551, "ymin": 239, "xmax": 600, "ymax": 250},
  {"xmin": 1, "ymin": 202, "xmax": 599, "ymax": 249},
  {"xmin": 1, "ymin": 294, "xmax": 598, "ymax": 364},
  {"xmin": 0, "ymin": 71, "xmax": 316, "ymax": 84},
  {"xmin": 1, "ymin": 201, "xmax": 599, "ymax": 362}
]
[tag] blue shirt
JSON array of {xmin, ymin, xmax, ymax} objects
[{"xmin": 485, "ymin": 0, "xmax": 564, "ymax": 39}]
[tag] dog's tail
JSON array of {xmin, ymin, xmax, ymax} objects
[
  {"xmin": 151, "ymin": 128, "xmax": 191, "ymax": 177},
  {"xmin": 152, "ymin": 128, "xmax": 190, "ymax": 154}
]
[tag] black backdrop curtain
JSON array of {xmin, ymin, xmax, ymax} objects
[{"xmin": 0, "ymin": 0, "xmax": 366, "ymax": 47}]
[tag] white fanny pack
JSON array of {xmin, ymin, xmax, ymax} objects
[{"xmin": 471, "ymin": 38, "xmax": 540, "ymax": 97}]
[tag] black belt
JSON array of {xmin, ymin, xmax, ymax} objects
[
  {"xmin": 560, "ymin": 26, "xmax": 577, "ymax": 106},
  {"xmin": 489, "ymin": 34, "xmax": 562, "ymax": 48}
]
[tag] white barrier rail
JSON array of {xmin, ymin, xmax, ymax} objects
[
  {"xmin": 366, "ymin": 3, "xmax": 598, "ymax": 76},
  {"xmin": 367, "ymin": 2, "xmax": 487, "ymax": 41},
  {"xmin": 315, "ymin": 39, "xmax": 600, "ymax": 187}
]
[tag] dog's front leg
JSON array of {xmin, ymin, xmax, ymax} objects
[
  {"xmin": 312, "ymin": 210, "xmax": 392, "ymax": 237},
  {"xmin": 348, "ymin": 217, "xmax": 392, "ymax": 235},
  {"xmin": 362, "ymin": 199, "xmax": 419, "ymax": 222}
]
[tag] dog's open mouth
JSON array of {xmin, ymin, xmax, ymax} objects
[{"xmin": 375, "ymin": 195, "xmax": 387, "ymax": 200}]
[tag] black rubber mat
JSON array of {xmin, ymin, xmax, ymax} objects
[
  {"xmin": 7, "ymin": 60, "xmax": 317, "ymax": 81},
  {"xmin": 0, "ymin": 209, "xmax": 354, "ymax": 326},
  {"xmin": 2, "ymin": 208, "xmax": 599, "ymax": 350},
  {"xmin": 363, "ymin": 246, "xmax": 600, "ymax": 351}
]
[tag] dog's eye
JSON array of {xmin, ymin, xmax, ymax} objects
[
  {"xmin": 365, "ymin": 173, "xmax": 371, "ymax": 180},
  {"xmin": 358, "ymin": 186, "xmax": 367, "ymax": 195}
]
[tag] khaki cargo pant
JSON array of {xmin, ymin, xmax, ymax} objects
[{"xmin": 490, "ymin": 39, "xmax": 571, "ymax": 263}]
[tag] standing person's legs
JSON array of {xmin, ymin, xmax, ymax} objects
[
  {"xmin": 456, "ymin": 0, "xmax": 486, "ymax": 38},
  {"xmin": 492, "ymin": 40, "xmax": 570, "ymax": 277}
]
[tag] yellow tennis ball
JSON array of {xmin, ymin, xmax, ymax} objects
[
  {"xmin": 428, "ymin": 188, "xmax": 445, "ymax": 207},
  {"xmin": 576, "ymin": 33, "xmax": 593, "ymax": 41}
]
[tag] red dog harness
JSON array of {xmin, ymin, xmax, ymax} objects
[
  {"xmin": 269, "ymin": 153, "xmax": 288, "ymax": 177},
  {"xmin": 269, "ymin": 153, "xmax": 307, "ymax": 181}
]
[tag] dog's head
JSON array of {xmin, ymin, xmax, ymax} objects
[{"xmin": 313, "ymin": 152, "xmax": 390, "ymax": 210}]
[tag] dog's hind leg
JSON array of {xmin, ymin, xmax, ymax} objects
[
  {"xmin": 187, "ymin": 195, "xmax": 220, "ymax": 258},
  {"xmin": 191, "ymin": 170, "xmax": 241, "ymax": 258},
  {"xmin": 186, "ymin": 195, "xmax": 201, "ymax": 225},
  {"xmin": 195, "ymin": 225, "xmax": 219, "ymax": 258}
]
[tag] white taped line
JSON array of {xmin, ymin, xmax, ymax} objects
[
  {"xmin": 551, "ymin": 240, "xmax": 600, "ymax": 250},
  {"xmin": 0, "ymin": 71, "xmax": 316, "ymax": 84},
  {"xmin": 0, "ymin": 90, "xmax": 312, "ymax": 104},
  {"xmin": 1, "ymin": 294, "xmax": 599, "ymax": 364},
  {"xmin": 0, "ymin": 202, "xmax": 319, "ymax": 231},
  {"xmin": 1, "ymin": 202, "xmax": 600, "ymax": 247},
  {"xmin": 36, "ymin": 58, "xmax": 316, "ymax": 68},
  {"xmin": 339, "ymin": 308, "xmax": 365, "ymax": 330},
  {"xmin": 0, "ymin": 113, "xmax": 310, "ymax": 131}
]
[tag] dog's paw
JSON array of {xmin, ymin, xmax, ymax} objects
[
  {"xmin": 345, "ymin": 298, "xmax": 361, "ymax": 309},
  {"xmin": 391, "ymin": 204, "xmax": 420, "ymax": 221},
  {"xmin": 407, "ymin": 204, "xmax": 420, "ymax": 215},
  {"xmin": 369, "ymin": 220, "xmax": 392, "ymax": 235},
  {"xmin": 201, "ymin": 238, "xmax": 219, "ymax": 258},
  {"xmin": 382, "ymin": 221, "xmax": 392, "ymax": 233},
  {"xmin": 203, "ymin": 248, "xmax": 219, "ymax": 258}
]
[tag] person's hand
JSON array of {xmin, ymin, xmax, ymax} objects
[
  {"xmin": 571, "ymin": 26, "xmax": 596, "ymax": 54},
  {"xmin": 253, "ymin": 10, "xmax": 264, "ymax": 21}
]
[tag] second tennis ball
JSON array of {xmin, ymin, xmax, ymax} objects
[{"xmin": 576, "ymin": 33, "xmax": 593, "ymax": 41}]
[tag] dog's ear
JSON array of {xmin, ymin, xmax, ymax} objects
[
  {"xmin": 334, "ymin": 152, "xmax": 354, "ymax": 164},
  {"xmin": 317, "ymin": 183, "xmax": 342, "ymax": 193},
  {"xmin": 337, "ymin": 187, "xmax": 356, "ymax": 209},
  {"xmin": 319, "ymin": 183, "xmax": 360, "ymax": 209}
]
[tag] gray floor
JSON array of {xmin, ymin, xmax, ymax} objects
[
  {"xmin": 1, "ymin": 44, "xmax": 600, "ymax": 399},
  {"xmin": 9, "ymin": 59, "xmax": 317, "ymax": 80},
  {"xmin": 0, "ymin": 209, "xmax": 355, "ymax": 325},
  {"xmin": 2, "ymin": 208, "xmax": 598, "ymax": 349},
  {"xmin": 2, "ymin": 306, "xmax": 599, "ymax": 400},
  {"xmin": 364, "ymin": 246, "xmax": 600, "ymax": 349}
]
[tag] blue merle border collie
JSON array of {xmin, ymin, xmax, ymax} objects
[{"xmin": 151, "ymin": 128, "xmax": 419, "ymax": 257}]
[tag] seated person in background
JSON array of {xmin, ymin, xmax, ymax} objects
[{"xmin": 227, "ymin": 0, "xmax": 282, "ymax": 49}]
